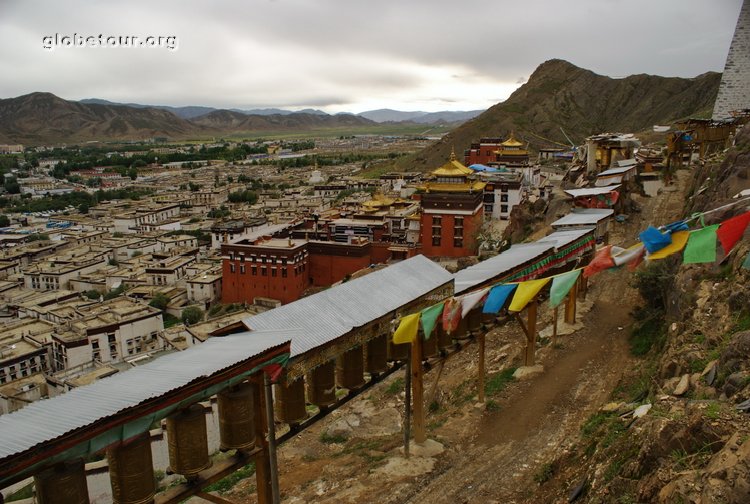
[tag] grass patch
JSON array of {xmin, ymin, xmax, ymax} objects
[
  {"xmin": 581, "ymin": 412, "xmax": 608, "ymax": 437},
  {"xmin": 485, "ymin": 399, "xmax": 501, "ymax": 412},
  {"xmin": 485, "ymin": 367, "xmax": 517, "ymax": 396},
  {"xmin": 204, "ymin": 463, "xmax": 256, "ymax": 494},
  {"xmin": 629, "ymin": 317, "xmax": 666, "ymax": 356},
  {"xmin": 385, "ymin": 377, "xmax": 404, "ymax": 396},
  {"xmin": 732, "ymin": 311, "xmax": 750, "ymax": 332},
  {"xmin": 705, "ymin": 402, "xmax": 721, "ymax": 419},
  {"xmin": 319, "ymin": 431, "xmax": 349, "ymax": 444},
  {"xmin": 533, "ymin": 461, "xmax": 556, "ymax": 484},
  {"xmin": 451, "ymin": 380, "xmax": 476, "ymax": 406}
]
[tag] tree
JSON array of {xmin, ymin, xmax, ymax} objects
[
  {"xmin": 78, "ymin": 203, "xmax": 89, "ymax": 214},
  {"xmin": 128, "ymin": 167, "xmax": 138, "ymax": 180},
  {"xmin": 0, "ymin": 214, "xmax": 9, "ymax": 227},
  {"xmin": 181, "ymin": 306, "xmax": 204, "ymax": 325},
  {"xmin": 4, "ymin": 177, "xmax": 20, "ymax": 194},
  {"xmin": 149, "ymin": 292, "xmax": 170, "ymax": 311}
]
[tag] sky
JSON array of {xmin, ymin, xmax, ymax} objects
[{"xmin": 0, "ymin": 0, "xmax": 744, "ymax": 114}]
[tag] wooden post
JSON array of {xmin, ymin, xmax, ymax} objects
[
  {"xmin": 403, "ymin": 346, "xmax": 411, "ymax": 458},
  {"xmin": 253, "ymin": 377, "xmax": 272, "ymax": 504},
  {"xmin": 552, "ymin": 307, "xmax": 559, "ymax": 347},
  {"xmin": 564, "ymin": 278, "xmax": 577, "ymax": 324},
  {"xmin": 580, "ymin": 275, "xmax": 588, "ymax": 300},
  {"xmin": 411, "ymin": 333, "xmax": 426, "ymax": 444},
  {"xmin": 525, "ymin": 300, "xmax": 538, "ymax": 366},
  {"xmin": 264, "ymin": 375, "xmax": 280, "ymax": 504},
  {"xmin": 478, "ymin": 333, "xmax": 486, "ymax": 403}
]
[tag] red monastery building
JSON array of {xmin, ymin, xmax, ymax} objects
[{"xmin": 417, "ymin": 152, "xmax": 485, "ymax": 258}]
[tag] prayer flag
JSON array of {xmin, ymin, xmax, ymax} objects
[
  {"xmin": 393, "ymin": 312, "xmax": 421, "ymax": 345},
  {"xmin": 583, "ymin": 245, "xmax": 615, "ymax": 278},
  {"xmin": 717, "ymin": 211, "xmax": 750, "ymax": 255},
  {"xmin": 683, "ymin": 225, "xmax": 719, "ymax": 264},
  {"xmin": 482, "ymin": 284, "xmax": 516, "ymax": 314},
  {"xmin": 508, "ymin": 278, "xmax": 551, "ymax": 312},
  {"xmin": 460, "ymin": 288, "xmax": 489, "ymax": 318},
  {"xmin": 420, "ymin": 303, "xmax": 444, "ymax": 340},
  {"xmin": 639, "ymin": 226, "xmax": 672, "ymax": 253},
  {"xmin": 549, "ymin": 269, "xmax": 581, "ymax": 308},
  {"xmin": 442, "ymin": 298, "xmax": 461, "ymax": 333},
  {"xmin": 648, "ymin": 231, "xmax": 689, "ymax": 260},
  {"xmin": 612, "ymin": 244, "xmax": 645, "ymax": 267}
]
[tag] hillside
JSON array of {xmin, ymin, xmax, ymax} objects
[
  {"xmin": 190, "ymin": 108, "xmax": 376, "ymax": 131},
  {"xmin": 0, "ymin": 92, "xmax": 204, "ymax": 144},
  {"xmin": 401, "ymin": 59, "xmax": 721, "ymax": 170}
]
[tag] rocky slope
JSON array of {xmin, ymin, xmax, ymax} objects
[{"xmin": 400, "ymin": 59, "xmax": 721, "ymax": 170}]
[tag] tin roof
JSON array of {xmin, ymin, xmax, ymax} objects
[
  {"xmin": 453, "ymin": 242, "xmax": 555, "ymax": 294},
  {"xmin": 0, "ymin": 330, "xmax": 294, "ymax": 463},
  {"xmin": 598, "ymin": 165, "xmax": 637, "ymax": 177},
  {"xmin": 537, "ymin": 227, "xmax": 596, "ymax": 248},
  {"xmin": 243, "ymin": 255, "xmax": 453, "ymax": 356},
  {"xmin": 563, "ymin": 185, "xmax": 621, "ymax": 198},
  {"xmin": 551, "ymin": 209, "xmax": 614, "ymax": 227}
]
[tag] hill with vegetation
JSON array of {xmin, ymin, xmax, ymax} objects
[{"xmin": 400, "ymin": 59, "xmax": 721, "ymax": 170}]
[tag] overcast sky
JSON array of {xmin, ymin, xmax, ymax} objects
[{"xmin": 0, "ymin": 0, "xmax": 743, "ymax": 113}]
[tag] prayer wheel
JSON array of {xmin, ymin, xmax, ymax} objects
[
  {"xmin": 387, "ymin": 336, "xmax": 409, "ymax": 361},
  {"xmin": 365, "ymin": 333, "xmax": 388, "ymax": 374},
  {"xmin": 421, "ymin": 332, "xmax": 438, "ymax": 359},
  {"xmin": 166, "ymin": 404, "xmax": 210, "ymax": 478},
  {"xmin": 274, "ymin": 376, "xmax": 307, "ymax": 424},
  {"xmin": 217, "ymin": 382, "xmax": 255, "ymax": 451},
  {"xmin": 308, "ymin": 360, "xmax": 336, "ymax": 407},
  {"xmin": 467, "ymin": 308, "xmax": 483, "ymax": 335},
  {"xmin": 336, "ymin": 345, "xmax": 365, "ymax": 390},
  {"xmin": 436, "ymin": 324, "xmax": 453, "ymax": 352},
  {"xmin": 107, "ymin": 433, "xmax": 155, "ymax": 504},
  {"xmin": 34, "ymin": 459, "xmax": 89, "ymax": 504}
]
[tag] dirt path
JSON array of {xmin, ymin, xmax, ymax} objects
[{"xmin": 220, "ymin": 172, "xmax": 690, "ymax": 504}]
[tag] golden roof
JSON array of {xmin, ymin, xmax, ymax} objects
[
  {"xmin": 501, "ymin": 132, "xmax": 524, "ymax": 148},
  {"xmin": 421, "ymin": 181, "xmax": 487, "ymax": 193},
  {"xmin": 362, "ymin": 195, "xmax": 395, "ymax": 208},
  {"xmin": 431, "ymin": 149, "xmax": 474, "ymax": 177}
]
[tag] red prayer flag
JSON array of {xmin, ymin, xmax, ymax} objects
[
  {"xmin": 442, "ymin": 298, "xmax": 461, "ymax": 333},
  {"xmin": 263, "ymin": 363, "xmax": 284, "ymax": 383},
  {"xmin": 583, "ymin": 245, "xmax": 615, "ymax": 278},
  {"xmin": 717, "ymin": 211, "xmax": 750, "ymax": 255}
]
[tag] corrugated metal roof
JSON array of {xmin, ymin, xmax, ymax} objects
[
  {"xmin": 243, "ymin": 255, "xmax": 453, "ymax": 356},
  {"xmin": 598, "ymin": 165, "xmax": 636, "ymax": 177},
  {"xmin": 595, "ymin": 175, "xmax": 624, "ymax": 187},
  {"xmin": 564, "ymin": 185, "xmax": 621, "ymax": 198},
  {"xmin": 537, "ymin": 227, "xmax": 596, "ymax": 248},
  {"xmin": 0, "ymin": 329, "xmax": 295, "ymax": 462},
  {"xmin": 551, "ymin": 209, "xmax": 614, "ymax": 227},
  {"xmin": 453, "ymin": 242, "xmax": 555, "ymax": 294},
  {"xmin": 616, "ymin": 159, "xmax": 638, "ymax": 167}
]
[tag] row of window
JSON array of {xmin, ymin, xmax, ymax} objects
[
  {"xmin": 230, "ymin": 263, "xmax": 303, "ymax": 277},
  {"xmin": 0, "ymin": 356, "xmax": 46, "ymax": 384}
]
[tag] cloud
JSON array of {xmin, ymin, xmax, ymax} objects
[{"xmin": 0, "ymin": 0, "xmax": 743, "ymax": 112}]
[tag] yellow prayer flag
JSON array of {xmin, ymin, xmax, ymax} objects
[
  {"xmin": 392, "ymin": 312, "xmax": 421, "ymax": 345},
  {"xmin": 648, "ymin": 231, "xmax": 689, "ymax": 260},
  {"xmin": 508, "ymin": 278, "xmax": 551, "ymax": 312}
]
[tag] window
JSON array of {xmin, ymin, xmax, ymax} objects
[
  {"xmin": 454, "ymin": 237, "xmax": 463, "ymax": 248},
  {"xmin": 230, "ymin": 263, "xmax": 235, "ymax": 273},
  {"xmin": 501, "ymin": 204, "xmax": 508, "ymax": 213},
  {"xmin": 262, "ymin": 268, "xmax": 267, "ymax": 276},
  {"xmin": 252, "ymin": 266, "xmax": 257, "ymax": 276},
  {"xmin": 432, "ymin": 216, "xmax": 441, "ymax": 226},
  {"xmin": 240, "ymin": 265, "xmax": 246, "ymax": 274},
  {"xmin": 282, "ymin": 268, "xmax": 287, "ymax": 278},
  {"xmin": 432, "ymin": 236, "xmax": 441, "ymax": 246},
  {"xmin": 272, "ymin": 269, "xmax": 277, "ymax": 277},
  {"xmin": 500, "ymin": 194, "xmax": 509, "ymax": 203}
]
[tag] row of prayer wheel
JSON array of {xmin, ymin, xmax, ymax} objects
[{"xmin": 31, "ymin": 382, "xmax": 259, "ymax": 504}]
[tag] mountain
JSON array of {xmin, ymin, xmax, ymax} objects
[
  {"xmin": 1, "ymin": 93, "xmax": 203, "ymax": 144},
  {"xmin": 357, "ymin": 108, "xmax": 483, "ymax": 124},
  {"xmin": 402, "ymin": 59, "xmax": 721, "ymax": 170},
  {"xmin": 80, "ymin": 98, "xmax": 216, "ymax": 119},
  {"xmin": 190, "ymin": 109, "xmax": 375, "ymax": 130}
]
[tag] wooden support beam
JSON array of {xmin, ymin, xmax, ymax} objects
[
  {"xmin": 514, "ymin": 312, "xmax": 529, "ymax": 339},
  {"xmin": 403, "ymin": 347, "xmax": 411, "ymax": 458},
  {"xmin": 552, "ymin": 307, "xmax": 559, "ymax": 347},
  {"xmin": 525, "ymin": 300, "xmax": 538, "ymax": 366},
  {"xmin": 478, "ymin": 333, "xmax": 486, "ymax": 403},
  {"xmin": 564, "ymin": 278, "xmax": 577, "ymax": 325},
  {"xmin": 252, "ymin": 378, "xmax": 272, "ymax": 504},
  {"xmin": 580, "ymin": 275, "xmax": 588, "ymax": 300},
  {"xmin": 411, "ymin": 334, "xmax": 426, "ymax": 444}
]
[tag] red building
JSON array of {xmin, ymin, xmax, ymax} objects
[
  {"xmin": 222, "ymin": 237, "xmax": 383, "ymax": 305},
  {"xmin": 464, "ymin": 138, "xmax": 504, "ymax": 166},
  {"xmin": 418, "ymin": 152, "xmax": 485, "ymax": 258}
]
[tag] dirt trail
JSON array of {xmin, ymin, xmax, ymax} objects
[{"xmin": 221, "ymin": 173, "xmax": 690, "ymax": 504}]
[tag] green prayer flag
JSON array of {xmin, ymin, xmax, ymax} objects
[
  {"xmin": 683, "ymin": 225, "xmax": 719, "ymax": 264},
  {"xmin": 549, "ymin": 269, "xmax": 581, "ymax": 308},
  {"xmin": 420, "ymin": 302, "xmax": 444, "ymax": 340}
]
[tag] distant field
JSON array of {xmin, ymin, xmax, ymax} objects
[{"xmin": 183, "ymin": 123, "xmax": 454, "ymax": 142}]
